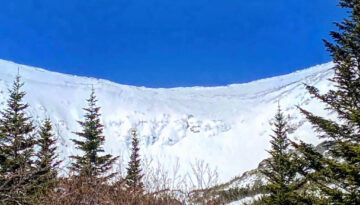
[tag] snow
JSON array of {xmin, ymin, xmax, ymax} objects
[
  {"xmin": 0, "ymin": 59, "xmax": 334, "ymax": 182},
  {"xmin": 229, "ymin": 194, "xmax": 263, "ymax": 205}
]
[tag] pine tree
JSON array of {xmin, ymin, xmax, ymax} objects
[
  {"xmin": 294, "ymin": 0, "xmax": 360, "ymax": 203},
  {"xmin": 126, "ymin": 129, "xmax": 143, "ymax": 192},
  {"xmin": 261, "ymin": 106, "xmax": 306, "ymax": 205},
  {"xmin": 70, "ymin": 89, "xmax": 118, "ymax": 179},
  {"xmin": 33, "ymin": 119, "xmax": 61, "ymax": 196},
  {"xmin": 0, "ymin": 75, "xmax": 36, "ymax": 174},
  {"xmin": 0, "ymin": 123, "xmax": 6, "ymax": 177},
  {"xmin": 0, "ymin": 75, "xmax": 38, "ymax": 203}
]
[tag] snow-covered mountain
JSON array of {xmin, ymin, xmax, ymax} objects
[{"xmin": 0, "ymin": 59, "xmax": 334, "ymax": 182}]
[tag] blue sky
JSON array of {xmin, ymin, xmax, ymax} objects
[{"xmin": 0, "ymin": 0, "xmax": 344, "ymax": 87}]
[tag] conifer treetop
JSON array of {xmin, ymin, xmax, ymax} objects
[
  {"xmin": 261, "ymin": 106, "xmax": 309, "ymax": 204},
  {"xmin": 37, "ymin": 118, "xmax": 62, "ymax": 171},
  {"xmin": 295, "ymin": 0, "xmax": 360, "ymax": 203},
  {"xmin": 126, "ymin": 129, "xmax": 144, "ymax": 192},
  {"xmin": 0, "ymin": 75, "xmax": 35, "ymax": 173},
  {"xmin": 70, "ymin": 89, "xmax": 118, "ymax": 179}
]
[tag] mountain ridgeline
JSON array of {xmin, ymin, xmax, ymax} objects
[
  {"xmin": 0, "ymin": 60, "xmax": 335, "ymax": 204},
  {"xmin": 2, "ymin": 2, "xmax": 360, "ymax": 200},
  {"xmin": 0, "ymin": 59, "xmax": 334, "ymax": 184}
]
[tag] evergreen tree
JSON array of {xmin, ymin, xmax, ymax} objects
[
  {"xmin": 0, "ymin": 75, "xmax": 35, "ymax": 174},
  {"xmin": 33, "ymin": 119, "xmax": 61, "ymax": 195},
  {"xmin": 0, "ymin": 124, "xmax": 6, "ymax": 177},
  {"xmin": 295, "ymin": 0, "xmax": 360, "ymax": 203},
  {"xmin": 126, "ymin": 129, "xmax": 143, "ymax": 192},
  {"xmin": 0, "ymin": 75, "xmax": 38, "ymax": 204},
  {"xmin": 261, "ymin": 106, "xmax": 306, "ymax": 205},
  {"xmin": 70, "ymin": 89, "xmax": 118, "ymax": 179}
]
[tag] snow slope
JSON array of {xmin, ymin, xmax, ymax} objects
[{"xmin": 0, "ymin": 59, "xmax": 334, "ymax": 182}]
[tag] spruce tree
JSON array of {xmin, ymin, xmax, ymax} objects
[
  {"xmin": 126, "ymin": 129, "xmax": 143, "ymax": 192},
  {"xmin": 261, "ymin": 106, "xmax": 306, "ymax": 205},
  {"xmin": 0, "ymin": 75, "xmax": 35, "ymax": 174},
  {"xmin": 70, "ymin": 89, "xmax": 118, "ymax": 179},
  {"xmin": 0, "ymin": 75, "xmax": 37, "ymax": 203},
  {"xmin": 0, "ymin": 123, "xmax": 6, "ymax": 178},
  {"xmin": 295, "ymin": 0, "xmax": 360, "ymax": 203},
  {"xmin": 33, "ymin": 119, "xmax": 61, "ymax": 195}
]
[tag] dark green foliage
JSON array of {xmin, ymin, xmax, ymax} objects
[
  {"xmin": 0, "ymin": 76, "xmax": 60, "ymax": 204},
  {"xmin": 70, "ymin": 89, "xmax": 118, "ymax": 179},
  {"xmin": 217, "ymin": 186, "xmax": 267, "ymax": 204},
  {"xmin": 260, "ymin": 106, "xmax": 306, "ymax": 205},
  {"xmin": 126, "ymin": 129, "xmax": 144, "ymax": 192},
  {"xmin": 0, "ymin": 130, "xmax": 6, "ymax": 170},
  {"xmin": 0, "ymin": 76, "xmax": 40, "ymax": 204},
  {"xmin": 31, "ymin": 119, "xmax": 62, "ymax": 196},
  {"xmin": 0, "ymin": 121, "xmax": 6, "ymax": 186},
  {"xmin": 295, "ymin": 0, "xmax": 360, "ymax": 203},
  {"xmin": 0, "ymin": 75, "xmax": 35, "ymax": 174}
]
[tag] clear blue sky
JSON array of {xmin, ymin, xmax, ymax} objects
[{"xmin": 0, "ymin": 0, "xmax": 344, "ymax": 88}]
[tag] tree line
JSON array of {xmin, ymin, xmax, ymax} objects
[{"xmin": 0, "ymin": 76, "xmax": 155, "ymax": 204}]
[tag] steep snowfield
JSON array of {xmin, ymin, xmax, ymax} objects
[{"xmin": 0, "ymin": 59, "xmax": 334, "ymax": 182}]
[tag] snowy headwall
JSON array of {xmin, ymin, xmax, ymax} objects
[{"xmin": 0, "ymin": 59, "xmax": 334, "ymax": 181}]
